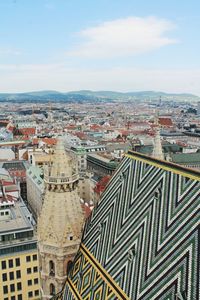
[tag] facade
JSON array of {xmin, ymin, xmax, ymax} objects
[
  {"xmin": 170, "ymin": 152, "xmax": 200, "ymax": 170},
  {"xmin": 26, "ymin": 165, "xmax": 44, "ymax": 220},
  {"xmin": 28, "ymin": 149, "xmax": 51, "ymax": 167},
  {"xmin": 0, "ymin": 195, "xmax": 40, "ymax": 300},
  {"xmin": 37, "ymin": 139, "xmax": 85, "ymax": 299},
  {"xmin": 1, "ymin": 161, "xmax": 27, "ymax": 201},
  {"xmin": 87, "ymin": 153, "xmax": 119, "ymax": 176},
  {"xmin": 53, "ymin": 151, "xmax": 200, "ymax": 300},
  {"xmin": 78, "ymin": 172, "xmax": 95, "ymax": 204},
  {"xmin": 70, "ymin": 146, "xmax": 87, "ymax": 172}
]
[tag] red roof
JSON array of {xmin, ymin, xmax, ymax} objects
[
  {"xmin": 19, "ymin": 127, "xmax": 36, "ymax": 135},
  {"xmin": 74, "ymin": 132, "xmax": 88, "ymax": 140},
  {"xmin": 32, "ymin": 137, "xmax": 57, "ymax": 146},
  {"xmin": 42, "ymin": 138, "xmax": 57, "ymax": 145},
  {"xmin": 159, "ymin": 117, "xmax": 173, "ymax": 127},
  {"xmin": 81, "ymin": 203, "xmax": 93, "ymax": 218},
  {"xmin": 94, "ymin": 175, "xmax": 111, "ymax": 195},
  {"xmin": 90, "ymin": 124, "xmax": 102, "ymax": 131}
]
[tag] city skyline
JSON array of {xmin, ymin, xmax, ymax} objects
[{"xmin": 0, "ymin": 0, "xmax": 200, "ymax": 95}]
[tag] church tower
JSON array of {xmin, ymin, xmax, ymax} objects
[
  {"xmin": 37, "ymin": 139, "xmax": 85, "ymax": 299},
  {"xmin": 152, "ymin": 116, "xmax": 164, "ymax": 160}
]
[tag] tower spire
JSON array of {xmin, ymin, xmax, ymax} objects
[
  {"xmin": 38, "ymin": 138, "xmax": 85, "ymax": 299},
  {"xmin": 152, "ymin": 114, "xmax": 164, "ymax": 160}
]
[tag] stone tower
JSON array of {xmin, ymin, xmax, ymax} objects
[
  {"xmin": 37, "ymin": 139, "xmax": 85, "ymax": 299},
  {"xmin": 152, "ymin": 117, "xmax": 164, "ymax": 160}
]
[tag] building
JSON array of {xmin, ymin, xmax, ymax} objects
[
  {"xmin": 78, "ymin": 172, "xmax": 95, "ymax": 204},
  {"xmin": 28, "ymin": 148, "xmax": 52, "ymax": 167},
  {"xmin": 26, "ymin": 165, "xmax": 44, "ymax": 220},
  {"xmin": 93, "ymin": 175, "xmax": 111, "ymax": 205},
  {"xmin": 70, "ymin": 146, "xmax": 87, "ymax": 172},
  {"xmin": 52, "ymin": 151, "xmax": 200, "ymax": 300},
  {"xmin": 87, "ymin": 153, "xmax": 119, "ymax": 176},
  {"xmin": 0, "ymin": 180, "xmax": 40, "ymax": 300},
  {"xmin": 1, "ymin": 161, "xmax": 27, "ymax": 201},
  {"xmin": 170, "ymin": 152, "xmax": 200, "ymax": 170},
  {"xmin": 37, "ymin": 139, "xmax": 85, "ymax": 299}
]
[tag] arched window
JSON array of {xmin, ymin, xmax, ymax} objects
[
  {"xmin": 49, "ymin": 260, "xmax": 55, "ymax": 276},
  {"xmin": 67, "ymin": 260, "xmax": 73, "ymax": 274},
  {"xmin": 50, "ymin": 283, "xmax": 55, "ymax": 296}
]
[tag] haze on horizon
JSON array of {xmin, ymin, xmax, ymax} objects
[{"xmin": 0, "ymin": 0, "xmax": 200, "ymax": 95}]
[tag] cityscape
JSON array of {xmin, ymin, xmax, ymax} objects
[{"xmin": 0, "ymin": 1, "xmax": 199, "ymax": 300}]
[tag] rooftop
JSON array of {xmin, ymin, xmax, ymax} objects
[{"xmin": 0, "ymin": 199, "xmax": 34, "ymax": 235}]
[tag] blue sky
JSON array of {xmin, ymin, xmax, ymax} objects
[{"xmin": 0, "ymin": 0, "xmax": 200, "ymax": 94}]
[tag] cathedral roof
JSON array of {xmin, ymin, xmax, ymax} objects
[{"xmin": 53, "ymin": 151, "xmax": 200, "ymax": 299}]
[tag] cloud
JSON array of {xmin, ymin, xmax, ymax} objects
[{"xmin": 67, "ymin": 17, "xmax": 177, "ymax": 58}]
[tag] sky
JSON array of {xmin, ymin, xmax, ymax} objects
[{"xmin": 0, "ymin": 0, "xmax": 200, "ymax": 95}]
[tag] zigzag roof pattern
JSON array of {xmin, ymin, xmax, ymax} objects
[{"xmin": 52, "ymin": 151, "xmax": 200, "ymax": 300}]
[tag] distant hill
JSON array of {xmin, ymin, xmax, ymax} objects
[{"xmin": 0, "ymin": 90, "xmax": 199, "ymax": 103}]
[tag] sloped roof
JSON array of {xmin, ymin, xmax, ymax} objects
[{"xmin": 55, "ymin": 151, "xmax": 200, "ymax": 300}]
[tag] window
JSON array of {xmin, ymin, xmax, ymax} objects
[
  {"xmin": 15, "ymin": 258, "xmax": 20, "ymax": 267},
  {"xmin": 27, "ymin": 268, "xmax": 31, "ymax": 274},
  {"xmin": 16, "ymin": 270, "xmax": 21, "ymax": 279},
  {"xmin": 26, "ymin": 255, "xmax": 31, "ymax": 262},
  {"xmin": 50, "ymin": 283, "xmax": 55, "ymax": 296},
  {"xmin": 11, "ymin": 296, "xmax": 15, "ymax": 300},
  {"xmin": 34, "ymin": 278, "xmax": 38, "ymax": 284},
  {"xmin": 2, "ymin": 273, "xmax": 7, "ymax": 281},
  {"xmin": 28, "ymin": 291, "xmax": 33, "ymax": 298},
  {"xmin": 28, "ymin": 279, "xmax": 32, "ymax": 286},
  {"xmin": 9, "ymin": 271, "xmax": 14, "ymax": 280},
  {"xmin": 49, "ymin": 261, "xmax": 55, "ymax": 276},
  {"xmin": 2, "ymin": 260, "xmax": 6, "ymax": 269},
  {"xmin": 33, "ymin": 266, "xmax": 38, "ymax": 273},
  {"xmin": 17, "ymin": 282, "xmax": 22, "ymax": 291},
  {"xmin": 67, "ymin": 260, "xmax": 73, "ymax": 274},
  {"xmin": 4, "ymin": 298, "xmax": 8, "ymax": 300},
  {"xmin": 35, "ymin": 290, "xmax": 39, "ymax": 296},
  {"xmin": 10, "ymin": 283, "xmax": 15, "ymax": 292},
  {"xmin": 33, "ymin": 254, "xmax": 37, "ymax": 261},
  {"xmin": 9, "ymin": 259, "xmax": 13, "ymax": 268},
  {"xmin": 3, "ymin": 285, "xmax": 8, "ymax": 294},
  {"xmin": 18, "ymin": 295, "xmax": 22, "ymax": 300}
]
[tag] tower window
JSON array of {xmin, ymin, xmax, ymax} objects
[
  {"xmin": 68, "ymin": 234, "xmax": 73, "ymax": 241},
  {"xmin": 50, "ymin": 283, "xmax": 55, "ymax": 296},
  {"xmin": 67, "ymin": 260, "xmax": 73, "ymax": 274},
  {"xmin": 49, "ymin": 260, "xmax": 55, "ymax": 276}
]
